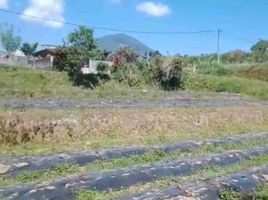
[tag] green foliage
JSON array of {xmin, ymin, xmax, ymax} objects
[
  {"xmin": 53, "ymin": 47, "xmax": 69, "ymax": 71},
  {"xmin": 76, "ymin": 190, "xmax": 102, "ymax": 200},
  {"xmin": 60, "ymin": 26, "xmax": 103, "ymax": 87},
  {"xmin": 96, "ymin": 62, "xmax": 109, "ymax": 74},
  {"xmin": 51, "ymin": 163, "xmax": 77, "ymax": 175},
  {"xmin": 68, "ymin": 26, "xmax": 98, "ymax": 59},
  {"xmin": 183, "ymin": 74, "xmax": 268, "ymax": 99},
  {"xmin": 251, "ymin": 39, "xmax": 268, "ymax": 63},
  {"xmin": 219, "ymin": 189, "xmax": 242, "ymax": 200},
  {"xmin": 221, "ymin": 50, "xmax": 250, "ymax": 64},
  {"xmin": 0, "ymin": 24, "xmax": 21, "ymax": 52},
  {"xmin": 197, "ymin": 62, "xmax": 228, "ymax": 76},
  {"xmin": 20, "ymin": 42, "xmax": 38, "ymax": 56},
  {"xmin": 112, "ymin": 62, "xmax": 144, "ymax": 86},
  {"xmin": 64, "ymin": 26, "xmax": 100, "ymax": 73}
]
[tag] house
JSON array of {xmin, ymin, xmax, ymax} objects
[{"xmin": 33, "ymin": 48, "xmax": 57, "ymax": 68}]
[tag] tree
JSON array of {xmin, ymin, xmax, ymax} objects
[
  {"xmin": 68, "ymin": 25, "xmax": 100, "ymax": 60},
  {"xmin": 0, "ymin": 24, "xmax": 21, "ymax": 53},
  {"xmin": 20, "ymin": 42, "xmax": 38, "ymax": 56},
  {"xmin": 64, "ymin": 26, "xmax": 100, "ymax": 72},
  {"xmin": 250, "ymin": 40, "xmax": 268, "ymax": 63},
  {"xmin": 20, "ymin": 42, "xmax": 38, "ymax": 68},
  {"xmin": 62, "ymin": 26, "xmax": 101, "ymax": 87}
]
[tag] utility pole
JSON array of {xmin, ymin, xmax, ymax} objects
[{"xmin": 217, "ymin": 29, "xmax": 222, "ymax": 64}]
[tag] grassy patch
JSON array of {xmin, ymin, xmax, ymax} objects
[
  {"xmin": 184, "ymin": 74, "xmax": 268, "ymax": 99},
  {"xmin": 1, "ymin": 138, "xmax": 267, "ymax": 186},
  {"xmin": 227, "ymin": 64, "xmax": 268, "ymax": 82},
  {"xmin": 0, "ymin": 65, "xmax": 170, "ymax": 100},
  {"xmin": 76, "ymin": 154, "xmax": 268, "ymax": 200}
]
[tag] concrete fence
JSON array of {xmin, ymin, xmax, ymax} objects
[{"xmin": 0, "ymin": 55, "xmax": 28, "ymax": 66}]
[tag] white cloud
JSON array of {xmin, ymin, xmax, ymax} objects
[
  {"xmin": 0, "ymin": 0, "xmax": 8, "ymax": 8},
  {"xmin": 137, "ymin": 1, "xmax": 170, "ymax": 17},
  {"xmin": 20, "ymin": 0, "xmax": 65, "ymax": 28}
]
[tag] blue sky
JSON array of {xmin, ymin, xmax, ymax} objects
[{"xmin": 0, "ymin": 0, "xmax": 268, "ymax": 55}]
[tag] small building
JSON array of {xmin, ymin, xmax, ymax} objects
[{"xmin": 33, "ymin": 48, "xmax": 57, "ymax": 68}]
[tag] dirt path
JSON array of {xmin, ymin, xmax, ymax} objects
[{"xmin": 0, "ymin": 98, "xmax": 267, "ymax": 109}]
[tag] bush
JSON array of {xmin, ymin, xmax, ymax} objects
[
  {"xmin": 152, "ymin": 57, "xmax": 185, "ymax": 90},
  {"xmin": 53, "ymin": 47, "xmax": 69, "ymax": 71},
  {"xmin": 96, "ymin": 62, "xmax": 109, "ymax": 74},
  {"xmin": 112, "ymin": 63, "xmax": 144, "ymax": 87}
]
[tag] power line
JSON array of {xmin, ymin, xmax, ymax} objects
[{"xmin": 0, "ymin": 8, "xmax": 218, "ymax": 35}]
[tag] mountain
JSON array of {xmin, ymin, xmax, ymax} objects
[{"xmin": 97, "ymin": 34, "xmax": 152, "ymax": 56}]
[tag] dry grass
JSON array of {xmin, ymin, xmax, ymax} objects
[{"xmin": 0, "ymin": 105, "xmax": 268, "ymax": 156}]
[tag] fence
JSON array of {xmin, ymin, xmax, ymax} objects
[{"xmin": 0, "ymin": 55, "xmax": 28, "ymax": 66}]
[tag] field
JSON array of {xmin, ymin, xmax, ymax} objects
[{"xmin": 0, "ymin": 64, "xmax": 268, "ymax": 199}]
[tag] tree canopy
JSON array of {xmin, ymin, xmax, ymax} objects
[
  {"xmin": 250, "ymin": 39, "xmax": 268, "ymax": 63},
  {"xmin": 0, "ymin": 24, "xmax": 21, "ymax": 53},
  {"xmin": 20, "ymin": 42, "xmax": 38, "ymax": 56},
  {"xmin": 67, "ymin": 26, "xmax": 99, "ymax": 59}
]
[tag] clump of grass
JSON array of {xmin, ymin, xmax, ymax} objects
[
  {"xmin": 0, "ymin": 163, "xmax": 78, "ymax": 185},
  {"xmin": 219, "ymin": 184, "xmax": 268, "ymax": 200},
  {"xmin": 219, "ymin": 189, "xmax": 243, "ymax": 200},
  {"xmin": 76, "ymin": 190, "xmax": 102, "ymax": 200}
]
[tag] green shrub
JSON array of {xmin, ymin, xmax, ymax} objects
[
  {"xmin": 112, "ymin": 63, "xmax": 144, "ymax": 87},
  {"xmin": 96, "ymin": 62, "xmax": 109, "ymax": 74}
]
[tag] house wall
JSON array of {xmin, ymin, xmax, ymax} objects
[{"xmin": 33, "ymin": 57, "xmax": 53, "ymax": 68}]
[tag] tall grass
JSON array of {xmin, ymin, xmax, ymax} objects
[{"xmin": 183, "ymin": 74, "xmax": 268, "ymax": 99}]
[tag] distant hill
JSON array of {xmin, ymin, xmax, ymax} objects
[{"xmin": 97, "ymin": 34, "xmax": 152, "ymax": 56}]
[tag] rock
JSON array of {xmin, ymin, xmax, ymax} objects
[
  {"xmin": 13, "ymin": 162, "xmax": 30, "ymax": 168},
  {"xmin": 0, "ymin": 163, "xmax": 11, "ymax": 174}
]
